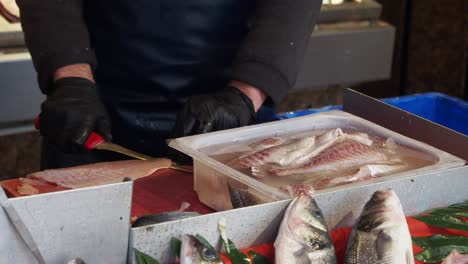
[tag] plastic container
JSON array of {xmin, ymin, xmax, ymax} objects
[
  {"xmin": 277, "ymin": 93, "xmax": 468, "ymax": 135},
  {"xmin": 169, "ymin": 111, "xmax": 466, "ymax": 211}
]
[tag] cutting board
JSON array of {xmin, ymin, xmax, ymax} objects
[{"xmin": 1, "ymin": 169, "xmax": 215, "ymax": 219}]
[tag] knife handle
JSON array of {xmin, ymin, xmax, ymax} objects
[{"xmin": 34, "ymin": 116, "xmax": 105, "ymax": 150}]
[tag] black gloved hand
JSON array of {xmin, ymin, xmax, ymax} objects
[
  {"xmin": 39, "ymin": 77, "xmax": 112, "ymax": 151},
  {"xmin": 172, "ymin": 86, "xmax": 256, "ymax": 138},
  {"xmin": 169, "ymin": 87, "xmax": 256, "ymax": 164}
]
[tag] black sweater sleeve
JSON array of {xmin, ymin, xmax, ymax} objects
[
  {"xmin": 229, "ymin": 0, "xmax": 322, "ymax": 104},
  {"xmin": 16, "ymin": 0, "xmax": 96, "ymax": 94}
]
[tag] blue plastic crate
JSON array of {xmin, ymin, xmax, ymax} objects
[{"xmin": 276, "ymin": 92, "xmax": 468, "ymax": 135}]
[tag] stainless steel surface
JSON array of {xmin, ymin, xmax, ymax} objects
[
  {"xmin": 294, "ymin": 22, "xmax": 395, "ymax": 90},
  {"xmin": 343, "ymin": 89, "xmax": 468, "ymax": 161},
  {"xmin": 0, "ymin": 188, "xmax": 38, "ymax": 264},
  {"xmin": 318, "ymin": 0, "xmax": 382, "ymax": 23},
  {"xmin": 129, "ymin": 165, "xmax": 468, "ymax": 263},
  {"xmin": 1, "ymin": 182, "xmax": 133, "ymax": 264},
  {"xmin": 0, "ymin": 53, "xmax": 45, "ymax": 123}
]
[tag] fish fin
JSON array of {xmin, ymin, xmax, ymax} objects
[
  {"xmin": 332, "ymin": 211, "xmax": 355, "ymax": 230},
  {"xmin": 376, "ymin": 230, "xmax": 393, "ymax": 261}
]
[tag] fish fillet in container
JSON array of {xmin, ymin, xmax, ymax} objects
[{"xmin": 168, "ymin": 111, "xmax": 466, "ymax": 211}]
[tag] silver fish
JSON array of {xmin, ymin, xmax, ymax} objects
[
  {"xmin": 345, "ymin": 189, "xmax": 414, "ymax": 264},
  {"xmin": 131, "ymin": 212, "xmax": 200, "ymax": 227},
  {"xmin": 442, "ymin": 249, "xmax": 468, "ymax": 264},
  {"xmin": 274, "ymin": 185, "xmax": 337, "ymax": 264},
  {"xmin": 180, "ymin": 235, "xmax": 223, "ymax": 264}
]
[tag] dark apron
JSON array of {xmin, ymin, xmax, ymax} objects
[{"xmin": 41, "ymin": 0, "xmax": 258, "ymax": 169}]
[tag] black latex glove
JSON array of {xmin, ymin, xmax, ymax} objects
[
  {"xmin": 172, "ymin": 86, "xmax": 256, "ymax": 138},
  {"xmin": 39, "ymin": 77, "xmax": 112, "ymax": 151},
  {"xmin": 169, "ymin": 86, "xmax": 256, "ymax": 163}
]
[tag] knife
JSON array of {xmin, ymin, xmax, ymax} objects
[{"xmin": 34, "ymin": 117, "xmax": 192, "ymax": 173}]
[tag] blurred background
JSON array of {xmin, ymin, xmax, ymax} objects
[{"xmin": 0, "ymin": 0, "xmax": 467, "ymax": 179}]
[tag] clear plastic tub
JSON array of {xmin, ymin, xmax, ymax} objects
[{"xmin": 168, "ymin": 111, "xmax": 466, "ymax": 211}]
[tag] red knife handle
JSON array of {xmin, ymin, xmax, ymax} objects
[{"xmin": 34, "ymin": 116, "xmax": 105, "ymax": 150}]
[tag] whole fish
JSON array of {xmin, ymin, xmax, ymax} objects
[
  {"xmin": 274, "ymin": 185, "xmax": 337, "ymax": 264},
  {"xmin": 180, "ymin": 235, "xmax": 223, "ymax": 264},
  {"xmin": 442, "ymin": 249, "xmax": 468, "ymax": 264},
  {"xmin": 345, "ymin": 189, "xmax": 414, "ymax": 264}
]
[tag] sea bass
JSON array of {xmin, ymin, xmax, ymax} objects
[
  {"xmin": 27, "ymin": 159, "xmax": 173, "ymax": 189},
  {"xmin": 345, "ymin": 190, "xmax": 414, "ymax": 264},
  {"xmin": 442, "ymin": 249, "xmax": 468, "ymax": 264},
  {"xmin": 269, "ymin": 139, "xmax": 396, "ymax": 177},
  {"xmin": 274, "ymin": 185, "xmax": 337, "ymax": 264},
  {"xmin": 180, "ymin": 235, "xmax": 223, "ymax": 264}
]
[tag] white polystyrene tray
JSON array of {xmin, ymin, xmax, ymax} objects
[{"xmin": 169, "ymin": 110, "xmax": 466, "ymax": 210}]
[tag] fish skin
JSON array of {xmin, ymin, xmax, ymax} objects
[
  {"xmin": 270, "ymin": 139, "xmax": 393, "ymax": 177},
  {"xmin": 26, "ymin": 159, "xmax": 172, "ymax": 189},
  {"xmin": 180, "ymin": 235, "xmax": 223, "ymax": 264},
  {"xmin": 345, "ymin": 190, "xmax": 414, "ymax": 264},
  {"xmin": 274, "ymin": 187, "xmax": 337, "ymax": 264},
  {"xmin": 442, "ymin": 249, "xmax": 468, "ymax": 264}
]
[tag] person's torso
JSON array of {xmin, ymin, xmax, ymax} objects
[{"xmin": 84, "ymin": 0, "xmax": 256, "ymax": 102}]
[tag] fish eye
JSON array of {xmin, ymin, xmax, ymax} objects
[{"xmin": 202, "ymin": 248, "xmax": 218, "ymax": 261}]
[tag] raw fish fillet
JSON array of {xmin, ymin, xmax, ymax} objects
[
  {"xmin": 251, "ymin": 130, "xmax": 375, "ymax": 178},
  {"xmin": 27, "ymin": 159, "xmax": 173, "ymax": 189},
  {"xmin": 302, "ymin": 163, "xmax": 408, "ymax": 190},
  {"xmin": 248, "ymin": 137, "xmax": 286, "ymax": 150},
  {"xmin": 269, "ymin": 139, "xmax": 396, "ymax": 177},
  {"xmin": 228, "ymin": 136, "xmax": 317, "ymax": 169}
]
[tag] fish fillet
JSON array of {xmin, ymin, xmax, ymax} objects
[
  {"xmin": 27, "ymin": 159, "xmax": 173, "ymax": 189},
  {"xmin": 270, "ymin": 139, "xmax": 394, "ymax": 177},
  {"xmin": 228, "ymin": 136, "xmax": 317, "ymax": 169},
  {"xmin": 302, "ymin": 162, "xmax": 408, "ymax": 190}
]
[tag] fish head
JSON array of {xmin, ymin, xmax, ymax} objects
[
  {"xmin": 358, "ymin": 189, "xmax": 406, "ymax": 232},
  {"xmin": 347, "ymin": 189, "xmax": 414, "ymax": 264},
  {"xmin": 180, "ymin": 235, "xmax": 222, "ymax": 264},
  {"xmin": 288, "ymin": 195, "xmax": 335, "ymax": 253}
]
